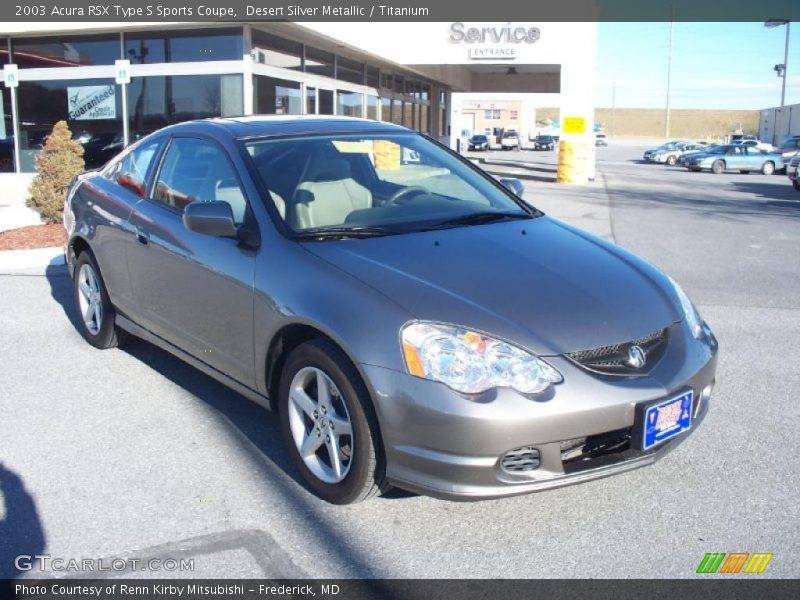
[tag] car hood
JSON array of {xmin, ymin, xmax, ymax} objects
[{"xmin": 303, "ymin": 217, "xmax": 681, "ymax": 356}]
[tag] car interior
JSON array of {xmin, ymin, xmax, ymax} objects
[{"xmin": 249, "ymin": 137, "xmax": 497, "ymax": 231}]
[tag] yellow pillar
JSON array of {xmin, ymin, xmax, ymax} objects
[{"xmin": 556, "ymin": 116, "xmax": 590, "ymax": 184}]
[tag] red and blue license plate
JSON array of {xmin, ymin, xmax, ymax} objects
[{"xmin": 641, "ymin": 391, "xmax": 693, "ymax": 450}]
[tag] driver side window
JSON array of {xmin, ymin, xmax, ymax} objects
[
  {"xmin": 107, "ymin": 140, "xmax": 161, "ymax": 198},
  {"xmin": 153, "ymin": 137, "xmax": 249, "ymax": 225}
]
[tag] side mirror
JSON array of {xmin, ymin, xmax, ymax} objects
[
  {"xmin": 499, "ymin": 177, "xmax": 525, "ymax": 197},
  {"xmin": 182, "ymin": 201, "xmax": 238, "ymax": 238}
]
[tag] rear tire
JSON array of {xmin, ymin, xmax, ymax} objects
[
  {"xmin": 666, "ymin": 155, "xmax": 677, "ymax": 166},
  {"xmin": 72, "ymin": 251, "xmax": 128, "ymax": 349},
  {"xmin": 278, "ymin": 339, "xmax": 385, "ymax": 504},
  {"xmin": 761, "ymin": 161, "xmax": 775, "ymax": 175},
  {"xmin": 711, "ymin": 160, "xmax": 725, "ymax": 174}
]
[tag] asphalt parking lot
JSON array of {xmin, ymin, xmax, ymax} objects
[{"xmin": 1, "ymin": 142, "xmax": 799, "ymax": 579}]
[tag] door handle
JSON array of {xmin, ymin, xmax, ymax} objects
[{"xmin": 135, "ymin": 227, "xmax": 149, "ymax": 245}]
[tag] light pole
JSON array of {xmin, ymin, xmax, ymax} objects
[
  {"xmin": 665, "ymin": 19, "xmax": 674, "ymax": 139},
  {"xmin": 764, "ymin": 19, "xmax": 791, "ymax": 145}
]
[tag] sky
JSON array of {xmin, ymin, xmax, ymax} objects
[{"xmin": 596, "ymin": 22, "xmax": 800, "ymax": 109}]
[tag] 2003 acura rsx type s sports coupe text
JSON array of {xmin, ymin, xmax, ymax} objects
[{"xmin": 63, "ymin": 116, "xmax": 718, "ymax": 504}]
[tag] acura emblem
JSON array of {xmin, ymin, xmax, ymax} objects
[{"xmin": 626, "ymin": 345, "xmax": 646, "ymax": 369}]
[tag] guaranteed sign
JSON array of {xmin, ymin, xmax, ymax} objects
[{"xmin": 67, "ymin": 85, "xmax": 116, "ymax": 121}]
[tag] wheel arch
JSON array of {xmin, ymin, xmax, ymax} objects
[
  {"xmin": 263, "ymin": 321, "xmax": 378, "ymax": 416},
  {"xmin": 67, "ymin": 233, "xmax": 92, "ymax": 276}
]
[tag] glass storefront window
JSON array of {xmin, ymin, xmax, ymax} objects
[
  {"xmin": 367, "ymin": 67, "xmax": 380, "ymax": 89},
  {"xmin": 336, "ymin": 56, "xmax": 364, "ymax": 85},
  {"xmin": 391, "ymin": 100, "xmax": 403, "ymax": 126},
  {"xmin": 17, "ymin": 78, "xmax": 122, "ymax": 171},
  {"xmin": 366, "ymin": 96, "xmax": 379, "ymax": 121},
  {"xmin": 337, "ymin": 90, "xmax": 363, "ymax": 118},
  {"xmin": 251, "ymin": 30, "xmax": 302, "ymax": 70},
  {"xmin": 318, "ymin": 89, "xmax": 334, "ymax": 115},
  {"xmin": 254, "ymin": 75, "xmax": 301, "ymax": 115},
  {"xmin": 128, "ymin": 74, "xmax": 243, "ymax": 139},
  {"xmin": 403, "ymin": 102, "xmax": 414, "ymax": 129},
  {"xmin": 305, "ymin": 47, "xmax": 334, "ymax": 78},
  {"xmin": 419, "ymin": 104, "xmax": 429, "ymax": 134},
  {"xmin": 379, "ymin": 98, "xmax": 391, "ymax": 122},
  {"xmin": 12, "ymin": 34, "xmax": 120, "ymax": 68},
  {"xmin": 124, "ymin": 28, "xmax": 242, "ymax": 64},
  {"xmin": 306, "ymin": 87, "xmax": 317, "ymax": 115},
  {"xmin": 1, "ymin": 87, "xmax": 14, "ymax": 172}
]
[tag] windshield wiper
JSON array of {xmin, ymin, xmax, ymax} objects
[
  {"xmin": 426, "ymin": 211, "xmax": 535, "ymax": 230},
  {"xmin": 294, "ymin": 226, "xmax": 399, "ymax": 240}
]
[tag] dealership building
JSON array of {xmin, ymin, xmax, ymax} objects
[{"xmin": 1, "ymin": 21, "xmax": 596, "ymax": 180}]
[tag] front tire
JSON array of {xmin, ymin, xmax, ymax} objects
[
  {"xmin": 72, "ymin": 251, "xmax": 127, "ymax": 349},
  {"xmin": 761, "ymin": 161, "xmax": 775, "ymax": 175},
  {"xmin": 711, "ymin": 160, "xmax": 725, "ymax": 174},
  {"xmin": 278, "ymin": 339, "xmax": 385, "ymax": 504}
]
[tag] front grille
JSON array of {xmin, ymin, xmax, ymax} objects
[
  {"xmin": 566, "ymin": 327, "xmax": 669, "ymax": 376},
  {"xmin": 500, "ymin": 446, "xmax": 541, "ymax": 473}
]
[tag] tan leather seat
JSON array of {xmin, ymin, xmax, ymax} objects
[
  {"xmin": 268, "ymin": 190, "xmax": 286, "ymax": 219},
  {"xmin": 290, "ymin": 156, "xmax": 372, "ymax": 229}
]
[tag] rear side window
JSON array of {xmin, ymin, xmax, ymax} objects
[
  {"xmin": 106, "ymin": 140, "xmax": 161, "ymax": 197},
  {"xmin": 152, "ymin": 137, "xmax": 248, "ymax": 224}
]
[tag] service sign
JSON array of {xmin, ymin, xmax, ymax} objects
[{"xmin": 67, "ymin": 86, "xmax": 116, "ymax": 120}]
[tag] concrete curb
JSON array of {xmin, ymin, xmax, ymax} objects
[{"xmin": 0, "ymin": 246, "xmax": 65, "ymax": 273}]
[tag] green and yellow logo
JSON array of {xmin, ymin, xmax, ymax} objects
[{"xmin": 696, "ymin": 552, "xmax": 773, "ymax": 574}]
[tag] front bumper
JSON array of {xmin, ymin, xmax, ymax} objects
[{"xmin": 363, "ymin": 323, "xmax": 718, "ymax": 500}]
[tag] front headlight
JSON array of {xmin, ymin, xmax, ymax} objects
[
  {"xmin": 669, "ymin": 277, "xmax": 703, "ymax": 339},
  {"xmin": 400, "ymin": 322, "xmax": 562, "ymax": 395}
]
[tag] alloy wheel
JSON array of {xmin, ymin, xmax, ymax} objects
[
  {"xmin": 287, "ymin": 367, "xmax": 354, "ymax": 484},
  {"xmin": 77, "ymin": 263, "xmax": 103, "ymax": 335}
]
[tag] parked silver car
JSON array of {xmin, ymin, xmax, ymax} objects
[
  {"xmin": 652, "ymin": 143, "xmax": 707, "ymax": 166},
  {"xmin": 643, "ymin": 140, "xmax": 690, "ymax": 161},
  {"xmin": 64, "ymin": 117, "xmax": 718, "ymax": 504}
]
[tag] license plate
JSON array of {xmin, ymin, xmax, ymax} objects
[{"xmin": 641, "ymin": 391, "xmax": 693, "ymax": 450}]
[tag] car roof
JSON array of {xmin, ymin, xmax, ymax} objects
[{"xmin": 156, "ymin": 115, "xmax": 412, "ymax": 140}]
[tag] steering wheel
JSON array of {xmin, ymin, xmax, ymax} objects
[{"xmin": 386, "ymin": 186, "xmax": 429, "ymax": 206}]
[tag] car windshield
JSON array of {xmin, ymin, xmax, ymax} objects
[
  {"xmin": 244, "ymin": 132, "xmax": 535, "ymax": 236},
  {"xmin": 471, "ymin": 135, "xmax": 487, "ymax": 142},
  {"xmin": 537, "ymin": 136, "xmax": 553, "ymax": 142}
]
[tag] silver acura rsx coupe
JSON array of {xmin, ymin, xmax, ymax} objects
[{"xmin": 63, "ymin": 116, "xmax": 718, "ymax": 504}]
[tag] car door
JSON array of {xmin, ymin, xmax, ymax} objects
[
  {"xmin": 745, "ymin": 146, "xmax": 764, "ymax": 169},
  {"xmin": 126, "ymin": 135, "xmax": 258, "ymax": 388},
  {"xmin": 726, "ymin": 146, "xmax": 745, "ymax": 169},
  {"xmin": 79, "ymin": 137, "xmax": 164, "ymax": 318}
]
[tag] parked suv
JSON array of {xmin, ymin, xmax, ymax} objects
[
  {"xmin": 500, "ymin": 130, "xmax": 520, "ymax": 150},
  {"xmin": 787, "ymin": 155, "xmax": 800, "ymax": 191}
]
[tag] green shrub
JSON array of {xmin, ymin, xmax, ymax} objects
[{"xmin": 26, "ymin": 121, "xmax": 85, "ymax": 224}]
